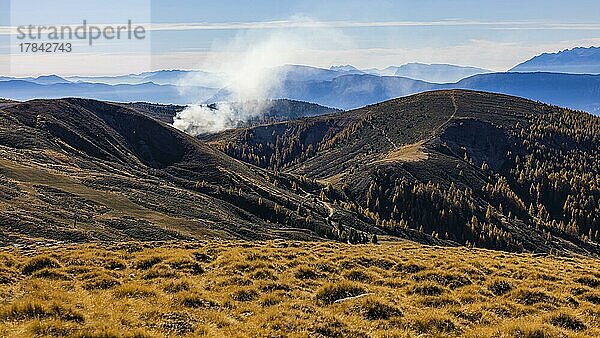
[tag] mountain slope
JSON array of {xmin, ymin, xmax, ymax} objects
[
  {"xmin": 205, "ymin": 90, "xmax": 600, "ymax": 255},
  {"xmin": 0, "ymin": 98, "xmax": 404, "ymax": 246},
  {"xmin": 510, "ymin": 46, "xmax": 600, "ymax": 74}
]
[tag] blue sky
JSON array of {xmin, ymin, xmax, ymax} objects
[
  {"xmin": 150, "ymin": 0, "xmax": 600, "ymax": 23},
  {"xmin": 1, "ymin": 0, "xmax": 599, "ymax": 75}
]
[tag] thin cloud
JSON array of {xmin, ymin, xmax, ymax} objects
[
  {"xmin": 2, "ymin": 20, "xmax": 600, "ymax": 35},
  {"xmin": 147, "ymin": 20, "xmax": 600, "ymax": 32}
]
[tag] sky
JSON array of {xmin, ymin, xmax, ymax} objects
[{"xmin": 0, "ymin": 0, "xmax": 599, "ymax": 76}]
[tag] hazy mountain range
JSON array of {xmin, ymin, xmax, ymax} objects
[
  {"xmin": 510, "ymin": 46, "xmax": 600, "ymax": 74},
  {"xmin": 274, "ymin": 72, "xmax": 600, "ymax": 113},
  {"xmin": 1, "ymin": 47, "xmax": 599, "ymax": 114}
]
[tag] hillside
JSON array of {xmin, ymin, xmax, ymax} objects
[
  {"xmin": 510, "ymin": 47, "xmax": 600, "ymax": 74},
  {"xmin": 241, "ymin": 99, "xmax": 341, "ymax": 126},
  {"xmin": 205, "ymin": 90, "xmax": 600, "ymax": 255},
  {"xmin": 0, "ymin": 98, "xmax": 404, "ymax": 246},
  {"xmin": 117, "ymin": 102, "xmax": 186, "ymax": 123},
  {"xmin": 0, "ymin": 241, "xmax": 599, "ymax": 337},
  {"xmin": 1, "ymin": 91, "xmax": 598, "ymax": 256}
]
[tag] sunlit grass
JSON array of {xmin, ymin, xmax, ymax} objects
[{"xmin": 0, "ymin": 241, "xmax": 598, "ymax": 337}]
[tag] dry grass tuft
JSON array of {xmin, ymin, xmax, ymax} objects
[
  {"xmin": 21, "ymin": 255, "xmax": 61, "ymax": 275},
  {"xmin": 489, "ymin": 279, "xmax": 513, "ymax": 296},
  {"xmin": 316, "ymin": 281, "xmax": 367, "ymax": 305},
  {"xmin": 349, "ymin": 297, "xmax": 403, "ymax": 320}
]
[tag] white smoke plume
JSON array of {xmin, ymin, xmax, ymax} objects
[{"xmin": 173, "ymin": 17, "xmax": 351, "ymax": 135}]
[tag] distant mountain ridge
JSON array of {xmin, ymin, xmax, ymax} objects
[
  {"xmin": 393, "ymin": 63, "xmax": 491, "ymax": 83},
  {"xmin": 0, "ymin": 75, "xmax": 71, "ymax": 85},
  {"xmin": 361, "ymin": 63, "xmax": 491, "ymax": 83},
  {"xmin": 510, "ymin": 46, "xmax": 600, "ymax": 74},
  {"xmin": 0, "ymin": 80, "xmax": 218, "ymax": 105},
  {"xmin": 270, "ymin": 72, "xmax": 600, "ymax": 113}
]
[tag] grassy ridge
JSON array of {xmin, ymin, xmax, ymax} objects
[{"xmin": 0, "ymin": 241, "xmax": 599, "ymax": 337}]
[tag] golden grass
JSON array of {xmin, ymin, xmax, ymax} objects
[
  {"xmin": 0, "ymin": 241, "xmax": 599, "ymax": 337},
  {"xmin": 376, "ymin": 141, "xmax": 428, "ymax": 164}
]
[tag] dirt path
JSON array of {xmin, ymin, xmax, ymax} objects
[
  {"xmin": 367, "ymin": 118, "xmax": 398, "ymax": 149},
  {"xmin": 430, "ymin": 94, "xmax": 458, "ymax": 138}
]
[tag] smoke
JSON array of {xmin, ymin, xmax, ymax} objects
[
  {"xmin": 172, "ymin": 101, "xmax": 268, "ymax": 135},
  {"xmin": 172, "ymin": 17, "xmax": 351, "ymax": 135}
]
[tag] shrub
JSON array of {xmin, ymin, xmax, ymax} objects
[
  {"xmin": 159, "ymin": 312, "xmax": 195, "ymax": 335},
  {"xmin": 30, "ymin": 319, "xmax": 76, "ymax": 337},
  {"xmin": 489, "ymin": 280, "xmax": 513, "ymax": 296},
  {"xmin": 549, "ymin": 313, "xmax": 586, "ymax": 331},
  {"xmin": 260, "ymin": 282, "xmax": 291, "ymax": 292},
  {"xmin": 451, "ymin": 309, "xmax": 486, "ymax": 324},
  {"xmin": 1, "ymin": 301, "xmax": 46, "ymax": 320},
  {"xmin": 21, "ymin": 256, "xmax": 61, "ymax": 275},
  {"xmin": 316, "ymin": 282, "xmax": 366, "ymax": 305},
  {"xmin": 570, "ymin": 287, "xmax": 589, "ymax": 296},
  {"xmin": 71, "ymin": 329, "xmax": 152, "ymax": 338},
  {"xmin": 193, "ymin": 252, "xmax": 213, "ymax": 263},
  {"xmin": 47, "ymin": 304, "xmax": 85, "ymax": 323},
  {"xmin": 419, "ymin": 296, "xmax": 460, "ymax": 308},
  {"xmin": 501, "ymin": 322, "xmax": 560, "ymax": 338},
  {"xmin": 0, "ymin": 267, "xmax": 17, "ymax": 285}
]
